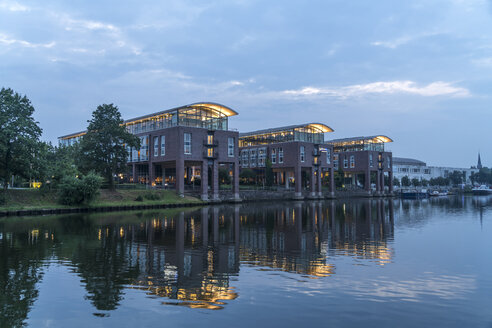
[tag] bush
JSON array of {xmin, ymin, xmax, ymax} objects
[
  {"xmin": 143, "ymin": 191, "xmax": 161, "ymax": 201},
  {"xmin": 0, "ymin": 192, "xmax": 6, "ymax": 205},
  {"xmin": 58, "ymin": 172, "xmax": 102, "ymax": 205},
  {"xmin": 135, "ymin": 195, "xmax": 144, "ymax": 202}
]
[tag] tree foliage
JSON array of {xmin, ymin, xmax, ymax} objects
[
  {"xmin": 58, "ymin": 172, "xmax": 102, "ymax": 205},
  {"xmin": 401, "ymin": 176, "xmax": 410, "ymax": 187},
  {"xmin": 0, "ymin": 88, "xmax": 42, "ymax": 191},
  {"xmin": 218, "ymin": 167, "xmax": 231, "ymax": 184},
  {"xmin": 77, "ymin": 104, "xmax": 139, "ymax": 190},
  {"xmin": 265, "ymin": 159, "xmax": 274, "ymax": 187},
  {"xmin": 240, "ymin": 168, "xmax": 256, "ymax": 184}
]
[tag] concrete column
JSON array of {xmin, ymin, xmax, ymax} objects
[
  {"xmin": 149, "ymin": 162, "xmax": 154, "ymax": 186},
  {"xmin": 132, "ymin": 163, "xmax": 137, "ymax": 183},
  {"xmin": 201, "ymin": 161, "xmax": 208, "ymax": 201},
  {"xmin": 389, "ymin": 170, "xmax": 394, "ymax": 194},
  {"xmin": 294, "ymin": 166, "xmax": 302, "ymax": 199},
  {"xmin": 212, "ymin": 160, "xmax": 219, "ymax": 201},
  {"xmin": 176, "ymin": 158, "xmax": 184, "ymax": 197},
  {"xmin": 329, "ymin": 167, "xmax": 335, "ymax": 198},
  {"xmin": 310, "ymin": 167, "xmax": 316, "ymax": 198},
  {"xmin": 317, "ymin": 168, "xmax": 322, "ymax": 197},
  {"xmin": 232, "ymin": 162, "xmax": 240, "ymax": 201},
  {"xmin": 365, "ymin": 169, "xmax": 371, "ymax": 193}
]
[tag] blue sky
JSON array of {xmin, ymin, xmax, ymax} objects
[{"xmin": 0, "ymin": 0, "xmax": 490, "ymax": 167}]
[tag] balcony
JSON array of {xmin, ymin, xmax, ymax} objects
[{"xmin": 203, "ymin": 138, "xmax": 219, "ymax": 147}]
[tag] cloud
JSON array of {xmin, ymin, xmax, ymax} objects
[
  {"xmin": 371, "ymin": 32, "xmax": 442, "ymax": 49},
  {"xmin": 0, "ymin": 1, "xmax": 29, "ymax": 12},
  {"xmin": 282, "ymin": 81, "xmax": 470, "ymax": 98},
  {"xmin": 471, "ymin": 57, "xmax": 492, "ymax": 67},
  {"xmin": 0, "ymin": 33, "xmax": 55, "ymax": 48}
]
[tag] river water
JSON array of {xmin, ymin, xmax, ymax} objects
[{"xmin": 0, "ymin": 196, "xmax": 491, "ymax": 327}]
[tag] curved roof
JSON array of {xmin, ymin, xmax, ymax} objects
[
  {"xmin": 240, "ymin": 123, "xmax": 333, "ymax": 137},
  {"xmin": 327, "ymin": 135, "xmax": 393, "ymax": 144},
  {"xmin": 392, "ymin": 157, "xmax": 426, "ymax": 166},
  {"xmin": 188, "ymin": 102, "xmax": 238, "ymax": 117}
]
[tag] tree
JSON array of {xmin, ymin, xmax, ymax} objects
[
  {"xmin": 421, "ymin": 178, "xmax": 429, "ymax": 187},
  {"xmin": 411, "ymin": 178, "xmax": 421, "ymax": 187},
  {"xmin": 240, "ymin": 169, "xmax": 256, "ymax": 185},
  {"xmin": 218, "ymin": 167, "xmax": 231, "ymax": 184},
  {"xmin": 78, "ymin": 104, "xmax": 140, "ymax": 190},
  {"xmin": 401, "ymin": 176, "xmax": 410, "ymax": 187},
  {"xmin": 334, "ymin": 167, "xmax": 344, "ymax": 188},
  {"xmin": 0, "ymin": 88, "xmax": 42, "ymax": 191},
  {"xmin": 265, "ymin": 159, "xmax": 274, "ymax": 187},
  {"xmin": 449, "ymin": 170, "xmax": 464, "ymax": 185},
  {"xmin": 393, "ymin": 177, "xmax": 400, "ymax": 187}
]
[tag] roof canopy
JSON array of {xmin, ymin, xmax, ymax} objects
[
  {"xmin": 240, "ymin": 123, "xmax": 333, "ymax": 138},
  {"xmin": 327, "ymin": 135, "xmax": 393, "ymax": 144}
]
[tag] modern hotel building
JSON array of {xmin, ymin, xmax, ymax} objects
[{"xmin": 59, "ymin": 102, "xmax": 240, "ymax": 201}]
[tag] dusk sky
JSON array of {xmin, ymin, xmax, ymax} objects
[{"xmin": 1, "ymin": 0, "xmax": 490, "ymax": 167}]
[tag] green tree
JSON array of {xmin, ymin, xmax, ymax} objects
[
  {"xmin": 0, "ymin": 88, "xmax": 42, "ymax": 191},
  {"xmin": 421, "ymin": 178, "xmax": 429, "ymax": 187},
  {"xmin": 78, "ymin": 104, "xmax": 139, "ymax": 190},
  {"xmin": 393, "ymin": 177, "xmax": 400, "ymax": 187},
  {"xmin": 334, "ymin": 167, "xmax": 344, "ymax": 188},
  {"xmin": 411, "ymin": 178, "xmax": 421, "ymax": 187},
  {"xmin": 240, "ymin": 169, "xmax": 256, "ymax": 185},
  {"xmin": 401, "ymin": 175, "xmax": 410, "ymax": 187},
  {"xmin": 265, "ymin": 159, "xmax": 274, "ymax": 187},
  {"xmin": 218, "ymin": 167, "xmax": 231, "ymax": 184}
]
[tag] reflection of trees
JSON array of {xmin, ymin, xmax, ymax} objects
[{"xmin": 0, "ymin": 228, "xmax": 52, "ymax": 327}]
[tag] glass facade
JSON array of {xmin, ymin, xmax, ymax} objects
[
  {"xmin": 240, "ymin": 125, "xmax": 325, "ymax": 147},
  {"xmin": 154, "ymin": 137, "xmax": 159, "ymax": 157},
  {"xmin": 228, "ymin": 137, "xmax": 235, "ymax": 157},
  {"xmin": 161, "ymin": 136, "xmax": 165, "ymax": 156}
]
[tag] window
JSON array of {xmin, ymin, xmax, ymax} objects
[
  {"xmin": 424, "ymin": 169, "xmax": 431, "ymax": 174},
  {"xmin": 334, "ymin": 154, "xmax": 339, "ymax": 169},
  {"xmin": 127, "ymin": 145, "xmax": 131, "ymax": 162},
  {"xmin": 369, "ymin": 154, "xmax": 373, "ymax": 167},
  {"xmin": 271, "ymin": 148, "xmax": 277, "ymax": 164},
  {"xmin": 250, "ymin": 149, "xmax": 257, "ymax": 167},
  {"xmin": 387, "ymin": 156, "xmax": 391, "ymax": 169},
  {"xmin": 300, "ymin": 146, "xmax": 305, "ymax": 162},
  {"xmin": 207, "ymin": 134, "xmax": 213, "ymax": 145},
  {"xmin": 228, "ymin": 137, "xmax": 235, "ymax": 157},
  {"xmin": 139, "ymin": 136, "xmax": 148, "ymax": 161},
  {"xmin": 350, "ymin": 155, "xmax": 355, "ymax": 168},
  {"xmin": 326, "ymin": 149, "xmax": 330, "ymax": 164},
  {"xmin": 343, "ymin": 157, "xmax": 348, "ymax": 168},
  {"xmin": 241, "ymin": 150, "xmax": 249, "ymax": 167},
  {"xmin": 258, "ymin": 147, "xmax": 266, "ymax": 167},
  {"xmin": 184, "ymin": 133, "xmax": 191, "ymax": 154},
  {"xmin": 207, "ymin": 148, "xmax": 214, "ymax": 157},
  {"xmin": 154, "ymin": 137, "xmax": 159, "ymax": 157},
  {"xmin": 161, "ymin": 136, "xmax": 165, "ymax": 156},
  {"xmin": 279, "ymin": 148, "xmax": 284, "ymax": 163}
]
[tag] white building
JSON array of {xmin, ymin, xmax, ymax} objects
[{"xmin": 392, "ymin": 157, "xmax": 478, "ymax": 184}]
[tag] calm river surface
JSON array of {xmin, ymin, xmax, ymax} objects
[{"xmin": 1, "ymin": 196, "xmax": 491, "ymax": 327}]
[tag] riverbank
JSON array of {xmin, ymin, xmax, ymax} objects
[{"xmin": 0, "ymin": 189, "xmax": 203, "ymax": 216}]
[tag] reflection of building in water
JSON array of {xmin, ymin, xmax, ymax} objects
[
  {"xmin": 328, "ymin": 200, "xmax": 394, "ymax": 265},
  {"xmin": 239, "ymin": 199, "xmax": 395, "ymax": 275},
  {"xmin": 113, "ymin": 207, "xmax": 241, "ymax": 310}
]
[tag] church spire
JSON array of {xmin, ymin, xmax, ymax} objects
[{"xmin": 478, "ymin": 152, "xmax": 483, "ymax": 169}]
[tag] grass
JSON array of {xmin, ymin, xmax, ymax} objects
[{"xmin": 0, "ymin": 188, "xmax": 202, "ymax": 212}]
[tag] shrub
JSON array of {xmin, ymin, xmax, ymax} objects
[
  {"xmin": 143, "ymin": 191, "xmax": 161, "ymax": 201},
  {"xmin": 0, "ymin": 192, "xmax": 6, "ymax": 206},
  {"xmin": 58, "ymin": 172, "xmax": 102, "ymax": 205},
  {"xmin": 135, "ymin": 195, "xmax": 144, "ymax": 202}
]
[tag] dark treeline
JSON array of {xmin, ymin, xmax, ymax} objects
[{"xmin": 0, "ymin": 88, "xmax": 139, "ymax": 205}]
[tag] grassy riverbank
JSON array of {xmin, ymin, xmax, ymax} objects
[{"xmin": 0, "ymin": 189, "xmax": 202, "ymax": 212}]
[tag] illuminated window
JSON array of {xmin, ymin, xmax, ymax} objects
[
  {"xmin": 161, "ymin": 136, "xmax": 165, "ymax": 156},
  {"xmin": 300, "ymin": 146, "xmax": 305, "ymax": 162},
  {"xmin": 184, "ymin": 133, "xmax": 191, "ymax": 154},
  {"xmin": 271, "ymin": 148, "xmax": 277, "ymax": 164},
  {"xmin": 350, "ymin": 155, "xmax": 355, "ymax": 168},
  {"xmin": 154, "ymin": 137, "xmax": 159, "ymax": 157},
  {"xmin": 207, "ymin": 148, "xmax": 214, "ymax": 157},
  {"xmin": 279, "ymin": 148, "xmax": 284, "ymax": 163},
  {"xmin": 207, "ymin": 134, "xmax": 214, "ymax": 145},
  {"xmin": 228, "ymin": 137, "xmax": 235, "ymax": 157},
  {"xmin": 343, "ymin": 157, "xmax": 348, "ymax": 168}
]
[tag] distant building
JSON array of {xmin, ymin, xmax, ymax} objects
[
  {"xmin": 477, "ymin": 153, "xmax": 483, "ymax": 169},
  {"xmin": 392, "ymin": 157, "xmax": 478, "ymax": 184},
  {"xmin": 239, "ymin": 123, "xmax": 335, "ymax": 198}
]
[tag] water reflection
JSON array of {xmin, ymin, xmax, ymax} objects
[{"xmin": 0, "ymin": 196, "xmax": 491, "ymax": 325}]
